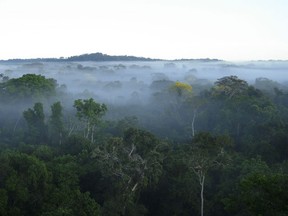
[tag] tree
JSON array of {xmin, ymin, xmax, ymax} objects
[
  {"xmin": 185, "ymin": 95, "xmax": 208, "ymax": 138},
  {"xmin": 108, "ymin": 116, "xmax": 139, "ymax": 137},
  {"xmin": 43, "ymin": 155, "xmax": 101, "ymax": 216},
  {"xmin": 170, "ymin": 81, "xmax": 192, "ymax": 97},
  {"xmin": 0, "ymin": 74, "xmax": 57, "ymax": 103},
  {"xmin": 213, "ymin": 76, "xmax": 248, "ymax": 99},
  {"xmin": 74, "ymin": 98, "xmax": 107, "ymax": 143},
  {"xmin": 0, "ymin": 151, "xmax": 49, "ymax": 216},
  {"xmin": 91, "ymin": 128, "xmax": 164, "ymax": 215},
  {"xmin": 170, "ymin": 81, "xmax": 199, "ymax": 137},
  {"xmin": 224, "ymin": 171, "xmax": 288, "ymax": 216},
  {"xmin": 23, "ymin": 102, "xmax": 47, "ymax": 144},
  {"xmin": 49, "ymin": 101, "xmax": 64, "ymax": 145},
  {"xmin": 254, "ymin": 77, "xmax": 282, "ymax": 95},
  {"xmin": 240, "ymin": 173, "xmax": 288, "ymax": 215},
  {"xmin": 185, "ymin": 132, "xmax": 231, "ymax": 216}
]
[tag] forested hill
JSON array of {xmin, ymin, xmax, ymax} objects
[
  {"xmin": 0, "ymin": 53, "xmax": 159, "ymax": 62},
  {"xmin": 66, "ymin": 53, "xmax": 159, "ymax": 61},
  {"xmin": 0, "ymin": 52, "xmax": 221, "ymax": 62}
]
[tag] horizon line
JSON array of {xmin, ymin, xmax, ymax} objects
[{"xmin": 0, "ymin": 52, "xmax": 287, "ymax": 62}]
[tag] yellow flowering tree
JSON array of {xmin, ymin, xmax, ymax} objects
[{"xmin": 170, "ymin": 81, "xmax": 192, "ymax": 97}]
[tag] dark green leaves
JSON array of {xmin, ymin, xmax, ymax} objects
[{"xmin": 0, "ymin": 74, "xmax": 57, "ymax": 102}]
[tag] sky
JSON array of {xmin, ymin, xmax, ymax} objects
[{"xmin": 0, "ymin": 0, "xmax": 288, "ymax": 61}]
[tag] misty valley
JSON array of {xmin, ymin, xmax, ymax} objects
[{"xmin": 0, "ymin": 59, "xmax": 288, "ymax": 216}]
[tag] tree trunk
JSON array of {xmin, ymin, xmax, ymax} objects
[
  {"xmin": 200, "ymin": 175, "xmax": 205, "ymax": 216},
  {"xmin": 91, "ymin": 125, "xmax": 95, "ymax": 143},
  {"xmin": 13, "ymin": 117, "xmax": 21, "ymax": 134},
  {"xmin": 68, "ymin": 125, "xmax": 75, "ymax": 136},
  {"xmin": 59, "ymin": 132, "xmax": 62, "ymax": 145},
  {"xmin": 191, "ymin": 110, "xmax": 196, "ymax": 138},
  {"xmin": 85, "ymin": 121, "xmax": 90, "ymax": 139}
]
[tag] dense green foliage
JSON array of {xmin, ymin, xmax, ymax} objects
[
  {"xmin": 0, "ymin": 74, "xmax": 57, "ymax": 103},
  {"xmin": 0, "ymin": 73, "xmax": 288, "ymax": 215}
]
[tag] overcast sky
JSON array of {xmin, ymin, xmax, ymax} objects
[{"xmin": 0, "ymin": 0, "xmax": 287, "ymax": 60}]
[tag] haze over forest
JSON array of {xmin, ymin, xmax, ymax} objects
[
  {"xmin": 1, "ymin": 49, "xmax": 288, "ymax": 215},
  {"xmin": 1, "ymin": 0, "xmax": 288, "ymax": 214},
  {"xmin": 1, "ymin": 52, "xmax": 288, "ymax": 108},
  {"xmin": 1, "ymin": 0, "xmax": 288, "ymax": 215}
]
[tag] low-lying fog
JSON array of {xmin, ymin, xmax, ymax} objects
[{"xmin": 1, "ymin": 60, "xmax": 288, "ymax": 105}]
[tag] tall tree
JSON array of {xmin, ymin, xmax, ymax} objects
[
  {"xmin": 91, "ymin": 128, "xmax": 164, "ymax": 215},
  {"xmin": 49, "ymin": 101, "xmax": 64, "ymax": 145},
  {"xmin": 170, "ymin": 81, "xmax": 192, "ymax": 97},
  {"xmin": 74, "ymin": 98, "xmax": 107, "ymax": 143},
  {"xmin": 213, "ymin": 76, "xmax": 248, "ymax": 99},
  {"xmin": 0, "ymin": 74, "xmax": 57, "ymax": 103},
  {"xmin": 185, "ymin": 132, "xmax": 231, "ymax": 216},
  {"xmin": 23, "ymin": 102, "xmax": 47, "ymax": 144}
]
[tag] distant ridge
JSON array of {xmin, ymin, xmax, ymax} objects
[
  {"xmin": 66, "ymin": 52, "xmax": 160, "ymax": 61},
  {"xmin": 0, "ymin": 52, "xmax": 161, "ymax": 62},
  {"xmin": 0, "ymin": 52, "xmax": 221, "ymax": 62}
]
